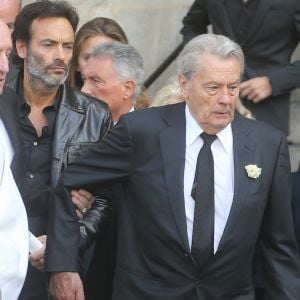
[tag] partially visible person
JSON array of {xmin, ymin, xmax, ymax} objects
[
  {"xmin": 68, "ymin": 16, "xmax": 150, "ymax": 109},
  {"xmin": 151, "ymin": 78, "xmax": 184, "ymax": 107},
  {"xmin": 68, "ymin": 17, "xmax": 128, "ymax": 90},
  {"xmin": 0, "ymin": 0, "xmax": 21, "ymax": 82},
  {"xmin": 180, "ymin": 0, "xmax": 300, "ymax": 134},
  {"xmin": 68, "ymin": 18, "xmax": 138, "ymax": 298},
  {"xmin": 0, "ymin": 19, "xmax": 29, "ymax": 300},
  {"xmin": 80, "ymin": 41, "xmax": 144, "ymax": 299},
  {"xmin": 47, "ymin": 33, "xmax": 300, "ymax": 300},
  {"xmin": 81, "ymin": 42, "xmax": 144, "ymax": 123},
  {"xmin": 8, "ymin": 1, "xmax": 112, "ymax": 299},
  {"xmin": 0, "ymin": 0, "xmax": 20, "ymax": 32}
]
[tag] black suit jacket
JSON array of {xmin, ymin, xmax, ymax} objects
[
  {"xmin": 46, "ymin": 103, "xmax": 300, "ymax": 299},
  {"xmin": 181, "ymin": 0, "xmax": 300, "ymax": 134},
  {"xmin": 292, "ymin": 171, "xmax": 300, "ymax": 249},
  {"xmin": 0, "ymin": 87, "xmax": 26, "ymax": 190}
]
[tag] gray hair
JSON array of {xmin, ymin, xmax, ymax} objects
[
  {"xmin": 177, "ymin": 33, "xmax": 244, "ymax": 80},
  {"xmin": 90, "ymin": 41, "xmax": 144, "ymax": 102}
]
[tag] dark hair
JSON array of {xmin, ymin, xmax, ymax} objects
[
  {"xmin": 67, "ymin": 17, "xmax": 128, "ymax": 89},
  {"xmin": 11, "ymin": 0, "xmax": 79, "ymax": 67}
]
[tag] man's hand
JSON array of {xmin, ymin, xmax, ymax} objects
[
  {"xmin": 71, "ymin": 189, "xmax": 95, "ymax": 219},
  {"xmin": 49, "ymin": 272, "xmax": 84, "ymax": 300},
  {"xmin": 29, "ymin": 235, "xmax": 47, "ymax": 271},
  {"xmin": 240, "ymin": 76, "xmax": 272, "ymax": 103}
]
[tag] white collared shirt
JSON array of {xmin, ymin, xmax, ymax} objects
[{"xmin": 184, "ymin": 106, "xmax": 234, "ymax": 253}]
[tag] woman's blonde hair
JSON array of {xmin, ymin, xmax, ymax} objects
[{"xmin": 151, "ymin": 79, "xmax": 184, "ymax": 107}]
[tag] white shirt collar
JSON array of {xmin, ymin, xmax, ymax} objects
[
  {"xmin": 185, "ymin": 105, "xmax": 232, "ymax": 153},
  {"xmin": 113, "ymin": 106, "xmax": 135, "ymax": 125}
]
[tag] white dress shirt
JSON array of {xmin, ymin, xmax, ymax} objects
[
  {"xmin": 0, "ymin": 118, "xmax": 29, "ymax": 300},
  {"xmin": 184, "ymin": 106, "xmax": 234, "ymax": 253}
]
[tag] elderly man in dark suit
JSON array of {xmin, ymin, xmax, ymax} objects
[
  {"xmin": 180, "ymin": 0, "xmax": 300, "ymax": 135},
  {"xmin": 46, "ymin": 34, "xmax": 300, "ymax": 299}
]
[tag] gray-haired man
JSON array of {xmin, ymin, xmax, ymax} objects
[{"xmin": 81, "ymin": 41, "xmax": 144, "ymax": 123}]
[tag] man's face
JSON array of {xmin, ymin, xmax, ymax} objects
[
  {"xmin": 0, "ymin": 20, "xmax": 12, "ymax": 94},
  {"xmin": 81, "ymin": 56, "xmax": 125, "ymax": 122},
  {"xmin": 17, "ymin": 17, "xmax": 74, "ymax": 87},
  {"xmin": 0, "ymin": 0, "xmax": 20, "ymax": 33},
  {"xmin": 77, "ymin": 35, "xmax": 114, "ymax": 72},
  {"xmin": 179, "ymin": 54, "xmax": 240, "ymax": 134}
]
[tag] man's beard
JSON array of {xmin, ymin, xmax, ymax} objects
[{"xmin": 27, "ymin": 48, "xmax": 69, "ymax": 87}]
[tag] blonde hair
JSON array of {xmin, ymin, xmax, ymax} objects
[{"xmin": 151, "ymin": 79, "xmax": 184, "ymax": 107}]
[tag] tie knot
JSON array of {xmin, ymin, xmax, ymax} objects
[{"xmin": 201, "ymin": 132, "xmax": 217, "ymax": 146}]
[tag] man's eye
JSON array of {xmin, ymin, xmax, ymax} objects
[
  {"xmin": 93, "ymin": 78, "xmax": 103, "ymax": 84},
  {"xmin": 228, "ymin": 86, "xmax": 239, "ymax": 94},
  {"xmin": 206, "ymin": 86, "xmax": 218, "ymax": 94},
  {"xmin": 64, "ymin": 44, "xmax": 73, "ymax": 50}
]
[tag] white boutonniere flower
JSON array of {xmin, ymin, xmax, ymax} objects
[{"xmin": 245, "ymin": 164, "xmax": 261, "ymax": 179}]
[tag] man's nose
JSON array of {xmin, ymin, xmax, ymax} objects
[
  {"xmin": 219, "ymin": 88, "xmax": 231, "ymax": 103},
  {"xmin": 54, "ymin": 46, "xmax": 66, "ymax": 60},
  {"xmin": 81, "ymin": 81, "xmax": 92, "ymax": 96}
]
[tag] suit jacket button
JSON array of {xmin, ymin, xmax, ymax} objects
[
  {"xmin": 196, "ymin": 280, "xmax": 202, "ymax": 287},
  {"xmin": 183, "ymin": 252, "xmax": 189, "ymax": 258}
]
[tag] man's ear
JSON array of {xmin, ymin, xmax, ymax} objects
[
  {"xmin": 123, "ymin": 80, "xmax": 135, "ymax": 100},
  {"xmin": 178, "ymin": 73, "xmax": 188, "ymax": 99},
  {"xmin": 16, "ymin": 40, "xmax": 28, "ymax": 59}
]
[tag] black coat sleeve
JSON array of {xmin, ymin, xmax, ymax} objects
[{"xmin": 180, "ymin": 0, "xmax": 210, "ymax": 43}]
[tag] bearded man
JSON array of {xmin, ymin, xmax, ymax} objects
[{"xmin": 6, "ymin": 1, "xmax": 112, "ymax": 299}]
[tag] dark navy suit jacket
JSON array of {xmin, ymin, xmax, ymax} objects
[{"xmin": 292, "ymin": 171, "xmax": 300, "ymax": 249}]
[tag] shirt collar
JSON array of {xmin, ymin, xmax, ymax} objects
[
  {"xmin": 128, "ymin": 106, "xmax": 135, "ymax": 113},
  {"xmin": 185, "ymin": 105, "xmax": 233, "ymax": 153},
  {"xmin": 114, "ymin": 106, "xmax": 135, "ymax": 125}
]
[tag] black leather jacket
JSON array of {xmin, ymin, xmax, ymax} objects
[{"xmin": 7, "ymin": 74, "xmax": 112, "ymax": 252}]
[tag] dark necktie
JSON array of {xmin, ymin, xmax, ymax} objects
[{"xmin": 191, "ymin": 132, "xmax": 217, "ymax": 269}]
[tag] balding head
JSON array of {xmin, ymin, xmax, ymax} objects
[
  {"xmin": 0, "ymin": 0, "xmax": 20, "ymax": 33},
  {"xmin": 0, "ymin": 19, "xmax": 12, "ymax": 94}
]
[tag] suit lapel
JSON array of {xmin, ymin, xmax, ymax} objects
[
  {"xmin": 217, "ymin": 114, "xmax": 255, "ymax": 251},
  {"xmin": 241, "ymin": 0, "xmax": 272, "ymax": 46},
  {"xmin": 159, "ymin": 103, "xmax": 190, "ymax": 251}
]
